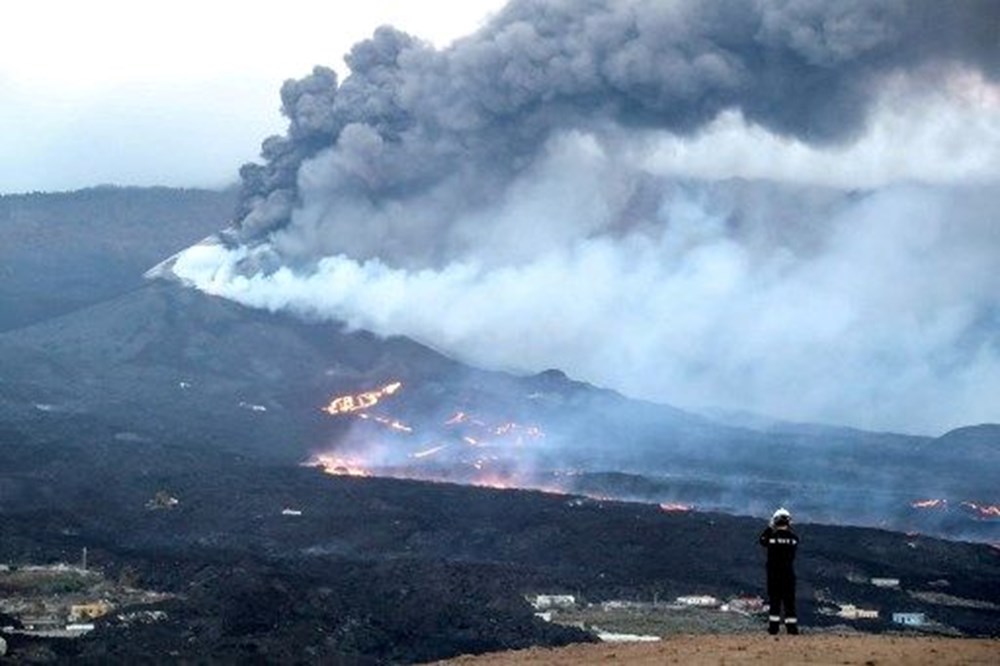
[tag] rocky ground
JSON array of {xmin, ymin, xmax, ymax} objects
[
  {"xmin": 0, "ymin": 447, "xmax": 995, "ymax": 662},
  {"xmin": 436, "ymin": 634, "xmax": 1000, "ymax": 665}
]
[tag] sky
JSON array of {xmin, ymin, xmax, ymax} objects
[
  {"xmin": 5, "ymin": 0, "xmax": 999, "ymax": 435},
  {"xmin": 0, "ymin": 0, "xmax": 507, "ymax": 194}
]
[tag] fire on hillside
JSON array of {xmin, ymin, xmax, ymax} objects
[
  {"xmin": 311, "ymin": 381, "xmax": 561, "ymax": 493},
  {"xmin": 911, "ymin": 499, "xmax": 947, "ymax": 509},
  {"xmin": 961, "ymin": 501, "xmax": 1000, "ymax": 519},
  {"xmin": 910, "ymin": 498, "xmax": 1000, "ymax": 519},
  {"xmin": 311, "ymin": 382, "xmax": 999, "ymax": 535},
  {"xmin": 323, "ymin": 381, "xmax": 402, "ymax": 415}
]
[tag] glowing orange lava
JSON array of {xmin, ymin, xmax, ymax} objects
[
  {"xmin": 306, "ymin": 454, "xmax": 371, "ymax": 477},
  {"xmin": 961, "ymin": 501, "xmax": 1000, "ymax": 518},
  {"xmin": 323, "ymin": 381, "xmax": 402, "ymax": 415}
]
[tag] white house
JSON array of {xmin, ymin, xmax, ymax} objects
[
  {"xmin": 837, "ymin": 604, "xmax": 879, "ymax": 620},
  {"xmin": 892, "ymin": 612, "xmax": 927, "ymax": 626},
  {"xmin": 870, "ymin": 578, "xmax": 900, "ymax": 588},
  {"xmin": 676, "ymin": 595, "xmax": 720, "ymax": 607},
  {"xmin": 530, "ymin": 594, "xmax": 576, "ymax": 610}
]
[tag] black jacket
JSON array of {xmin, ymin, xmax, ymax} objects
[{"xmin": 759, "ymin": 525, "xmax": 798, "ymax": 573}]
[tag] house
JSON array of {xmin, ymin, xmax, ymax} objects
[
  {"xmin": 530, "ymin": 594, "xmax": 576, "ymax": 610},
  {"xmin": 870, "ymin": 578, "xmax": 900, "ymax": 588},
  {"xmin": 69, "ymin": 601, "xmax": 113, "ymax": 622},
  {"xmin": 726, "ymin": 596, "xmax": 765, "ymax": 614},
  {"xmin": 837, "ymin": 604, "xmax": 879, "ymax": 620},
  {"xmin": 675, "ymin": 595, "xmax": 719, "ymax": 607},
  {"xmin": 892, "ymin": 612, "xmax": 927, "ymax": 626}
]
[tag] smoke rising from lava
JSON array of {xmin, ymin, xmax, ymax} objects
[{"xmin": 172, "ymin": 0, "xmax": 1000, "ymax": 434}]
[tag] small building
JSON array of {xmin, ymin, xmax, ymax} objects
[
  {"xmin": 676, "ymin": 595, "xmax": 720, "ymax": 607},
  {"xmin": 146, "ymin": 491, "xmax": 180, "ymax": 510},
  {"xmin": 601, "ymin": 600, "xmax": 646, "ymax": 610},
  {"xmin": 530, "ymin": 594, "xmax": 576, "ymax": 610},
  {"xmin": 837, "ymin": 604, "xmax": 879, "ymax": 620},
  {"xmin": 892, "ymin": 612, "xmax": 927, "ymax": 626},
  {"xmin": 69, "ymin": 601, "xmax": 113, "ymax": 622},
  {"xmin": 65, "ymin": 623, "xmax": 96, "ymax": 635},
  {"xmin": 870, "ymin": 578, "xmax": 900, "ymax": 588},
  {"xmin": 726, "ymin": 596, "xmax": 765, "ymax": 614}
]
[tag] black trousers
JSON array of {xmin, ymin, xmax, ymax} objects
[{"xmin": 767, "ymin": 569, "xmax": 797, "ymax": 633}]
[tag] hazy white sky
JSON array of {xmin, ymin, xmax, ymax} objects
[{"xmin": 0, "ymin": 0, "xmax": 507, "ymax": 194}]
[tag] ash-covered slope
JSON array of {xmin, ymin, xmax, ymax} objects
[
  {"xmin": 0, "ymin": 186, "xmax": 236, "ymax": 332},
  {"xmin": 0, "ymin": 280, "xmax": 996, "ymax": 540},
  {"xmin": 0, "ymin": 280, "xmax": 710, "ymax": 459},
  {"xmin": 0, "ymin": 450, "xmax": 997, "ymax": 662}
]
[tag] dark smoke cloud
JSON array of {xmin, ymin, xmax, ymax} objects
[
  {"xmin": 172, "ymin": 0, "xmax": 1000, "ymax": 434},
  {"xmin": 229, "ymin": 0, "xmax": 998, "ymax": 254}
]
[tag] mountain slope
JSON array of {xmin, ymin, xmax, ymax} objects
[
  {"xmin": 0, "ymin": 280, "xmax": 996, "ymax": 540},
  {"xmin": 0, "ymin": 186, "xmax": 235, "ymax": 331}
]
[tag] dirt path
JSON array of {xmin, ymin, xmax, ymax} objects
[{"xmin": 434, "ymin": 634, "xmax": 999, "ymax": 665}]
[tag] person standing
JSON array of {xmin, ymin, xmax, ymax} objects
[{"xmin": 759, "ymin": 507, "xmax": 799, "ymax": 634}]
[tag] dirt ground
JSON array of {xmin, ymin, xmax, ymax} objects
[{"xmin": 435, "ymin": 634, "xmax": 999, "ymax": 665}]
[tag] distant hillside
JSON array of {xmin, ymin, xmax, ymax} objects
[{"xmin": 0, "ymin": 185, "xmax": 235, "ymax": 331}]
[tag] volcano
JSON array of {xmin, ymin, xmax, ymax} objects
[
  {"xmin": 0, "ymin": 187, "xmax": 998, "ymax": 662},
  {"xmin": 1, "ymin": 276, "xmax": 997, "ymax": 543}
]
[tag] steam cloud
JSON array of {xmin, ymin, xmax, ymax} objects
[{"xmin": 173, "ymin": 0, "xmax": 1000, "ymax": 434}]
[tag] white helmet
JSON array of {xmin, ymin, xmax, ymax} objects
[{"xmin": 771, "ymin": 507, "xmax": 791, "ymax": 527}]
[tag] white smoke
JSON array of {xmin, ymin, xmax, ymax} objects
[
  {"xmin": 172, "ymin": 1, "xmax": 1000, "ymax": 435},
  {"xmin": 174, "ymin": 77, "xmax": 999, "ymax": 435}
]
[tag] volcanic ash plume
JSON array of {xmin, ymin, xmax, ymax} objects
[{"xmin": 172, "ymin": 0, "xmax": 1000, "ymax": 434}]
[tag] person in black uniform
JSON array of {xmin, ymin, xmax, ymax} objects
[{"xmin": 759, "ymin": 507, "xmax": 799, "ymax": 634}]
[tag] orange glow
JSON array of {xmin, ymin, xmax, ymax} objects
[
  {"xmin": 323, "ymin": 381, "xmax": 402, "ymax": 415},
  {"xmin": 306, "ymin": 454, "xmax": 371, "ymax": 477},
  {"xmin": 961, "ymin": 501, "xmax": 1000, "ymax": 518},
  {"xmin": 911, "ymin": 499, "xmax": 947, "ymax": 509}
]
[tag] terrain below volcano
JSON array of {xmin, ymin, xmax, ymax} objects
[{"xmin": 438, "ymin": 634, "xmax": 1000, "ymax": 665}]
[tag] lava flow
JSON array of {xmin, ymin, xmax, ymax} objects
[
  {"xmin": 323, "ymin": 381, "xmax": 402, "ymax": 415},
  {"xmin": 305, "ymin": 454, "xmax": 370, "ymax": 477},
  {"xmin": 911, "ymin": 498, "xmax": 948, "ymax": 509},
  {"xmin": 961, "ymin": 501, "xmax": 1000, "ymax": 519}
]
